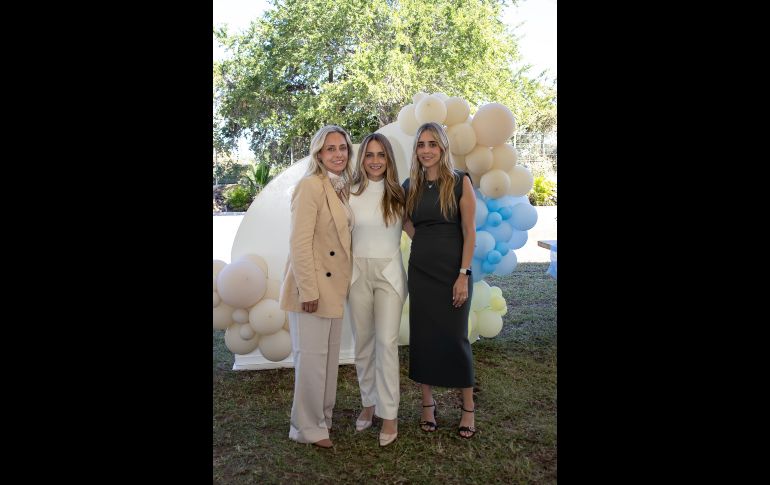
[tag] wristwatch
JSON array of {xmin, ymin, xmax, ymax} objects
[{"xmin": 459, "ymin": 268, "xmax": 472, "ymax": 276}]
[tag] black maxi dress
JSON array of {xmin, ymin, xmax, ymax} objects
[{"xmin": 403, "ymin": 170, "xmax": 474, "ymax": 388}]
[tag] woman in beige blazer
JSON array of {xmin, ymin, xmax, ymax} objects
[{"xmin": 279, "ymin": 125, "xmax": 354, "ymax": 449}]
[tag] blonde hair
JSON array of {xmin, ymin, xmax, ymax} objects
[
  {"xmin": 351, "ymin": 133, "xmax": 405, "ymax": 227},
  {"xmin": 305, "ymin": 125, "xmax": 354, "ymax": 194},
  {"xmin": 406, "ymin": 122, "xmax": 457, "ymax": 220}
]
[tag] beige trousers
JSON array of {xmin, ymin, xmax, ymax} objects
[
  {"xmin": 287, "ymin": 311, "xmax": 342, "ymax": 444},
  {"xmin": 348, "ymin": 258, "xmax": 403, "ymax": 420}
]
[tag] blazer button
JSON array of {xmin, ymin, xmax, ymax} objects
[
  {"xmin": 330, "ymin": 251, "xmax": 335, "ymax": 256},
  {"xmin": 326, "ymin": 272, "xmax": 332, "ymax": 277}
]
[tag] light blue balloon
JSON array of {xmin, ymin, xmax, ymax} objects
[
  {"xmin": 481, "ymin": 260, "xmax": 498, "ymax": 273},
  {"xmin": 471, "ymin": 258, "xmax": 486, "ymax": 282},
  {"xmin": 498, "ymin": 206, "xmax": 513, "ymax": 220},
  {"xmin": 486, "ymin": 211, "xmax": 502, "ymax": 227},
  {"xmin": 493, "ymin": 249, "xmax": 518, "ymax": 276},
  {"xmin": 486, "ymin": 250, "xmax": 502, "ymax": 264},
  {"xmin": 509, "ymin": 203, "xmax": 538, "ymax": 231},
  {"xmin": 494, "ymin": 241, "xmax": 510, "ymax": 255},
  {"xmin": 474, "ymin": 231, "xmax": 496, "ymax": 259},
  {"xmin": 508, "ymin": 229, "xmax": 528, "ymax": 250},
  {"xmin": 484, "ymin": 221, "xmax": 513, "ymax": 243},
  {"xmin": 486, "ymin": 198, "xmax": 500, "ymax": 212},
  {"xmin": 474, "ymin": 198, "xmax": 489, "ymax": 229},
  {"xmin": 496, "ymin": 195, "xmax": 516, "ymax": 208}
]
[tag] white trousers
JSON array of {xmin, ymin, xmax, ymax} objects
[
  {"xmin": 287, "ymin": 311, "xmax": 342, "ymax": 444},
  {"xmin": 348, "ymin": 258, "xmax": 403, "ymax": 420}
]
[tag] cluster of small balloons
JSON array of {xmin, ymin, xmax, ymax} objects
[{"xmin": 213, "ymin": 255, "xmax": 292, "ymax": 361}]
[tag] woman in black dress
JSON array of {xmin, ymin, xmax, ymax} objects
[{"xmin": 402, "ymin": 122, "xmax": 477, "ymax": 438}]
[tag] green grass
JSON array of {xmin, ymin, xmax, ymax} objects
[{"xmin": 213, "ymin": 262, "xmax": 556, "ymax": 484}]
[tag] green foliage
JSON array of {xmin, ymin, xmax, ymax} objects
[
  {"xmin": 241, "ymin": 161, "xmax": 274, "ymax": 197},
  {"xmin": 223, "ymin": 184, "xmax": 254, "ymax": 212},
  {"xmin": 214, "ymin": 0, "xmax": 557, "ymax": 164},
  {"xmin": 528, "ymin": 175, "xmax": 557, "ymax": 206},
  {"xmin": 213, "ymin": 158, "xmax": 249, "ymax": 185}
]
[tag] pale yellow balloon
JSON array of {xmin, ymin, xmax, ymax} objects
[
  {"xmin": 398, "ymin": 312, "xmax": 410, "ymax": 345},
  {"xmin": 415, "ymin": 95, "xmax": 448, "ymax": 125},
  {"xmin": 480, "ymin": 169, "xmax": 512, "ymax": 199},
  {"xmin": 239, "ymin": 323, "xmax": 256, "ymax": 340},
  {"xmin": 213, "ymin": 302, "xmax": 235, "ymax": 330},
  {"xmin": 467, "ymin": 310, "xmax": 478, "ymax": 339},
  {"xmin": 248, "ymin": 298, "xmax": 285, "ymax": 335},
  {"xmin": 259, "ymin": 329, "xmax": 292, "ymax": 361},
  {"xmin": 446, "ymin": 123, "xmax": 476, "ymax": 156},
  {"xmin": 491, "ymin": 144, "xmax": 518, "ymax": 172},
  {"xmin": 451, "ymin": 153, "xmax": 467, "ymax": 171},
  {"xmin": 471, "ymin": 103, "xmax": 516, "ymax": 147},
  {"xmin": 237, "ymin": 254, "xmax": 269, "ymax": 279},
  {"xmin": 507, "ymin": 165, "xmax": 535, "ymax": 196},
  {"xmin": 490, "ymin": 286, "xmax": 503, "ymax": 298},
  {"xmin": 477, "ymin": 310, "xmax": 503, "ymax": 338},
  {"xmin": 444, "ymin": 97, "xmax": 471, "ymax": 126},
  {"xmin": 471, "ymin": 280, "xmax": 492, "ymax": 311},
  {"xmin": 412, "ymin": 91, "xmax": 428, "ymax": 105},
  {"xmin": 213, "ymin": 291, "xmax": 221, "ymax": 308},
  {"xmin": 232, "ymin": 308, "xmax": 249, "ymax": 324},
  {"xmin": 264, "ymin": 278, "xmax": 282, "ymax": 301},
  {"xmin": 213, "ymin": 259, "xmax": 227, "ymax": 291},
  {"xmin": 465, "ymin": 145, "xmax": 493, "ymax": 174},
  {"xmin": 397, "ymin": 104, "xmax": 420, "ymax": 136},
  {"xmin": 216, "ymin": 260, "xmax": 267, "ymax": 309},
  {"xmin": 469, "ymin": 324, "xmax": 480, "ymax": 344},
  {"xmin": 490, "ymin": 294, "xmax": 507, "ymax": 312},
  {"xmin": 224, "ymin": 323, "xmax": 260, "ymax": 355}
]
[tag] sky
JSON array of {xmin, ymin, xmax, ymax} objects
[{"xmin": 213, "ymin": 0, "xmax": 556, "ymax": 156}]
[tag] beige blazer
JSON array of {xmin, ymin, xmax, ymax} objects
[{"xmin": 279, "ymin": 173, "xmax": 353, "ymax": 319}]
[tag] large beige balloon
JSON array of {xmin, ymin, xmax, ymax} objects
[
  {"xmin": 451, "ymin": 153, "xmax": 466, "ymax": 171},
  {"xmin": 213, "ymin": 260, "xmax": 227, "ymax": 291},
  {"xmin": 471, "ymin": 103, "xmax": 516, "ymax": 147},
  {"xmin": 415, "ymin": 95, "xmax": 447, "ymax": 125},
  {"xmin": 480, "ymin": 169, "xmax": 512, "ymax": 199},
  {"xmin": 444, "ymin": 97, "xmax": 471, "ymax": 126},
  {"xmin": 507, "ymin": 165, "xmax": 535, "ymax": 196},
  {"xmin": 237, "ymin": 254, "xmax": 269, "ymax": 279},
  {"xmin": 232, "ymin": 308, "xmax": 250, "ymax": 324},
  {"xmin": 216, "ymin": 260, "xmax": 267, "ymax": 309},
  {"xmin": 477, "ymin": 310, "xmax": 503, "ymax": 338},
  {"xmin": 397, "ymin": 104, "xmax": 420, "ymax": 136},
  {"xmin": 248, "ymin": 298, "xmax": 285, "ymax": 335},
  {"xmin": 446, "ymin": 123, "xmax": 476, "ymax": 156},
  {"xmin": 213, "ymin": 302, "xmax": 235, "ymax": 330},
  {"xmin": 263, "ymin": 278, "xmax": 282, "ymax": 301},
  {"xmin": 491, "ymin": 144, "xmax": 518, "ymax": 172},
  {"xmin": 225, "ymin": 323, "xmax": 260, "ymax": 355},
  {"xmin": 239, "ymin": 323, "xmax": 257, "ymax": 340},
  {"xmin": 213, "ymin": 291, "xmax": 221, "ymax": 308},
  {"xmin": 465, "ymin": 145, "xmax": 493, "ymax": 174},
  {"xmin": 259, "ymin": 329, "xmax": 292, "ymax": 362}
]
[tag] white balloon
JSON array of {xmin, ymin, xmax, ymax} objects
[
  {"xmin": 480, "ymin": 169, "xmax": 512, "ymax": 199},
  {"xmin": 444, "ymin": 97, "xmax": 470, "ymax": 126},
  {"xmin": 216, "ymin": 260, "xmax": 267, "ymax": 309},
  {"xmin": 249, "ymin": 298, "xmax": 285, "ymax": 335},
  {"xmin": 263, "ymin": 278, "xmax": 282, "ymax": 301},
  {"xmin": 259, "ymin": 329, "xmax": 292, "ymax": 362},
  {"xmin": 213, "ymin": 302, "xmax": 235, "ymax": 330},
  {"xmin": 225, "ymin": 323, "xmax": 260, "ymax": 355},
  {"xmin": 507, "ymin": 165, "xmax": 534, "ymax": 196},
  {"xmin": 465, "ymin": 145, "xmax": 493, "ymax": 174},
  {"xmin": 397, "ymin": 103, "xmax": 420, "ymax": 136},
  {"xmin": 446, "ymin": 123, "xmax": 476, "ymax": 156},
  {"xmin": 213, "ymin": 259, "xmax": 227, "ymax": 291},
  {"xmin": 232, "ymin": 308, "xmax": 249, "ymax": 324},
  {"xmin": 415, "ymin": 95, "xmax": 448, "ymax": 125},
  {"xmin": 236, "ymin": 254, "xmax": 269, "ymax": 279},
  {"xmin": 213, "ymin": 291, "xmax": 221, "ymax": 308},
  {"xmin": 432, "ymin": 92, "xmax": 449, "ymax": 101},
  {"xmin": 491, "ymin": 144, "xmax": 518, "ymax": 172},
  {"xmin": 471, "ymin": 103, "xmax": 516, "ymax": 147},
  {"xmin": 412, "ymin": 91, "xmax": 428, "ymax": 105}
]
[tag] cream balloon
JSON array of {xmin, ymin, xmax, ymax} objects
[
  {"xmin": 444, "ymin": 97, "xmax": 471, "ymax": 126},
  {"xmin": 239, "ymin": 323, "xmax": 257, "ymax": 340},
  {"xmin": 213, "ymin": 291, "xmax": 221, "ymax": 308},
  {"xmin": 451, "ymin": 153, "xmax": 467, "ymax": 171},
  {"xmin": 477, "ymin": 310, "xmax": 503, "ymax": 338},
  {"xmin": 397, "ymin": 103, "xmax": 420, "ymax": 136},
  {"xmin": 263, "ymin": 278, "xmax": 282, "ymax": 301},
  {"xmin": 432, "ymin": 92, "xmax": 449, "ymax": 101},
  {"xmin": 225, "ymin": 323, "xmax": 260, "ymax": 355},
  {"xmin": 415, "ymin": 95, "xmax": 448, "ymax": 125},
  {"xmin": 446, "ymin": 122, "xmax": 476, "ymax": 156},
  {"xmin": 471, "ymin": 103, "xmax": 516, "ymax": 147},
  {"xmin": 480, "ymin": 169, "xmax": 512, "ymax": 199},
  {"xmin": 248, "ymin": 298, "xmax": 285, "ymax": 335},
  {"xmin": 213, "ymin": 302, "xmax": 235, "ymax": 330},
  {"xmin": 412, "ymin": 91, "xmax": 428, "ymax": 105},
  {"xmin": 507, "ymin": 165, "xmax": 535, "ymax": 197},
  {"xmin": 259, "ymin": 329, "xmax": 292, "ymax": 362},
  {"xmin": 232, "ymin": 308, "xmax": 250, "ymax": 324},
  {"xmin": 213, "ymin": 259, "xmax": 227, "ymax": 291},
  {"xmin": 216, "ymin": 260, "xmax": 267, "ymax": 309},
  {"xmin": 237, "ymin": 254, "xmax": 269, "ymax": 279},
  {"xmin": 465, "ymin": 145, "xmax": 493, "ymax": 174},
  {"xmin": 491, "ymin": 144, "xmax": 518, "ymax": 172}
]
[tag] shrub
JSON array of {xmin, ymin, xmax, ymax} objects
[
  {"xmin": 213, "ymin": 158, "xmax": 249, "ymax": 185},
  {"xmin": 528, "ymin": 175, "xmax": 557, "ymax": 206},
  {"xmin": 223, "ymin": 184, "xmax": 254, "ymax": 212}
]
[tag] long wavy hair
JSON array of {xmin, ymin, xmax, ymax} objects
[
  {"xmin": 351, "ymin": 133, "xmax": 405, "ymax": 227},
  {"xmin": 406, "ymin": 122, "xmax": 457, "ymax": 220},
  {"xmin": 305, "ymin": 125, "xmax": 354, "ymax": 196}
]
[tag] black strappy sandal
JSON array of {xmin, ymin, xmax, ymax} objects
[
  {"xmin": 458, "ymin": 406, "xmax": 476, "ymax": 439},
  {"xmin": 419, "ymin": 400, "xmax": 438, "ymax": 432}
]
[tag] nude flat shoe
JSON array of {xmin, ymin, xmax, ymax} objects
[{"xmin": 379, "ymin": 431, "xmax": 398, "ymax": 447}]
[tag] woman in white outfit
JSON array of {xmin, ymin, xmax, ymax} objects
[{"xmin": 348, "ymin": 133, "xmax": 406, "ymax": 447}]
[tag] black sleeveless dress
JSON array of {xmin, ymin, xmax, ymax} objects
[{"xmin": 402, "ymin": 170, "xmax": 474, "ymax": 388}]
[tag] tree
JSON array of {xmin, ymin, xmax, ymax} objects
[{"xmin": 214, "ymin": 0, "xmax": 556, "ymax": 166}]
